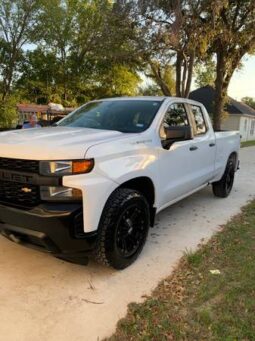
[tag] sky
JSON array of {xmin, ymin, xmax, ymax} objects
[
  {"xmin": 141, "ymin": 54, "xmax": 255, "ymax": 101},
  {"xmin": 188, "ymin": 54, "xmax": 255, "ymax": 101},
  {"xmin": 227, "ymin": 55, "xmax": 255, "ymax": 100}
]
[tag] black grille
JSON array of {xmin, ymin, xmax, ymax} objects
[
  {"xmin": 0, "ymin": 180, "xmax": 40, "ymax": 206},
  {"xmin": 0, "ymin": 158, "xmax": 39, "ymax": 173}
]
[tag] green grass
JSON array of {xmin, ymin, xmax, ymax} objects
[
  {"xmin": 107, "ymin": 200, "xmax": 255, "ymax": 341},
  {"xmin": 241, "ymin": 140, "xmax": 255, "ymax": 148}
]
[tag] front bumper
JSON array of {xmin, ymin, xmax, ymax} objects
[{"xmin": 0, "ymin": 203, "xmax": 98, "ymax": 262}]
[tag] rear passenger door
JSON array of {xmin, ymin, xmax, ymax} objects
[{"xmin": 186, "ymin": 104, "xmax": 216, "ymax": 188}]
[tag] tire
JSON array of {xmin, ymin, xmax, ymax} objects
[
  {"xmin": 212, "ymin": 155, "xmax": 236, "ymax": 198},
  {"xmin": 94, "ymin": 188, "xmax": 150, "ymax": 270}
]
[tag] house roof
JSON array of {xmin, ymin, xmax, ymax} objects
[
  {"xmin": 17, "ymin": 103, "xmax": 75, "ymax": 115},
  {"xmin": 17, "ymin": 104, "xmax": 49, "ymax": 114},
  {"xmin": 189, "ymin": 85, "xmax": 255, "ymax": 117}
]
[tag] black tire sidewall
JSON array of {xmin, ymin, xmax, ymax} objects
[
  {"xmin": 224, "ymin": 159, "xmax": 235, "ymax": 194},
  {"xmin": 213, "ymin": 156, "xmax": 235, "ymax": 198},
  {"xmin": 98, "ymin": 190, "xmax": 150, "ymax": 269}
]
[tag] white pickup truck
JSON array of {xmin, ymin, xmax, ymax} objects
[{"xmin": 0, "ymin": 97, "xmax": 240, "ymax": 269}]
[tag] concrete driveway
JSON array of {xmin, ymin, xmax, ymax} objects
[{"xmin": 0, "ymin": 147, "xmax": 254, "ymax": 341}]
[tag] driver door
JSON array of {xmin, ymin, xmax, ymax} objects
[{"xmin": 158, "ymin": 102, "xmax": 197, "ymax": 208}]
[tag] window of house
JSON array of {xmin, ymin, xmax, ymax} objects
[
  {"xmin": 191, "ymin": 105, "xmax": 207, "ymax": 135},
  {"xmin": 160, "ymin": 103, "xmax": 189, "ymax": 139},
  {"xmin": 250, "ymin": 120, "xmax": 255, "ymax": 136},
  {"xmin": 244, "ymin": 119, "xmax": 247, "ymax": 131}
]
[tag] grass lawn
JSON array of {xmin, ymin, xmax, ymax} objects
[
  {"xmin": 241, "ymin": 140, "xmax": 255, "ymax": 148},
  {"xmin": 108, "ymin": 200, "xmax": 255, "ymax": 341}
]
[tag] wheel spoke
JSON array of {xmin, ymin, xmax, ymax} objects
[
  {"xmin": 115, "ymin": 204, "xmax": 147, "ymax": 258},
  {"xmin": 130, "ymin": 208, "xmax": 141, "ymax": 222}
]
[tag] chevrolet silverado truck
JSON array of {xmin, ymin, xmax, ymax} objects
[{"xmin": 0, "ymin": 97, "xmax": 240, "ymax": 269}]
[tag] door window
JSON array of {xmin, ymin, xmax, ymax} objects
[
  {"xmin": 160, "ymin": 103, "xmax": 189, "ymax": 139},
  {"xmin": 191, "ymin": 105, "xmax": 207, "ymax": 135}
]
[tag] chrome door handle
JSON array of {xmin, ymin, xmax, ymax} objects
[{"xmin": 189, "ymin": 146, "xmax": 198, "ymax": 151}]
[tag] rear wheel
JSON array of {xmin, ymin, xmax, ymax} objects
[
  {"xmin": 212, "ymin": 155, "xmax": 236, "ymax": 198},
  {"xmin": 94, "ymin": 188, "xmax": 150, "ymax": 269}
]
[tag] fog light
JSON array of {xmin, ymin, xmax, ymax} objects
[{"xmin": 40, "ymin": 186, "xmax": 82, "ymax": 201}]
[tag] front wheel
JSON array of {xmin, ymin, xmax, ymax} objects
[
  {"xmin": 212, "ymin": 155, "xmax": 236, "ymax": 198},
  {"xmin": 94, "ymin": 188, "xmax": 150, "ymax": 269}
]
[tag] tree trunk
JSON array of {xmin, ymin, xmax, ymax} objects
[
  {"xmin": 61, "ymin": 48, "xmax": 68, "ymax": 101},
  {"xmin": 175, "ymin": 51, "xmax": 182, "ymax": 97},
  {"xmin": 184, "ymin": 51, "xmax": 195, "ymax": 98},
  {"xmin": 149, "ymin": 62, "xmax": 172, "ymax": 96},
  {"xmin": 2, "ymin": 64, "xmax": 14, "ymax": 101},
  {"xmin": 214, "ymin": 50, "xmax": 226, "ymax": 130},
  {"xmin": 1, "ymin": 48, "xmax": 18, "ymax": 101},
  {"xmin": 2, "ymin": 71, "xmax": 13, "ymax": 101},
  {"xmin": 176, "ymin": 51, "xmax": 195, "ymax": 98},
  {"xmin": 181, "ymin": 57, "xmax": 187, "ymax": 97}
]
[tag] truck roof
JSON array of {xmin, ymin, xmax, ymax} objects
[
  {"xmin": 92, "ymin": 97, "xmax": 204, "ymax": 107},
  {"xmin": 96, "ymin": 96, "xmax": 167, "ymax": 102}
]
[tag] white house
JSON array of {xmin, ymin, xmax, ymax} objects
[{"xmin": 190, "ymin": 85, "xmax": 255, "ymax": 142}]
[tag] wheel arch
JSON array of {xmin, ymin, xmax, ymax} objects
[
  {"xmin": 119, "ymin": 176, "xmax": 156, "ymax": 227},
  {"xmin": 103, "ymin": 176, "xmax": 156, "ymax": 227},
  {"xmin": 228, "ymin": 151, "xmax": 238, "ymax": 170}
]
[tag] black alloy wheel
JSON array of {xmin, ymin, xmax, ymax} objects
[
  {"xmin": 212, "ymin": 155, "xmax": 236, "ymax": 198},
  {"xmin": 94, "ymin": 188, "xmax": 150, "ymax": 269},
  {"xmin": 115, "ymin": 204, "xmax": 147, "ymax": 258}
]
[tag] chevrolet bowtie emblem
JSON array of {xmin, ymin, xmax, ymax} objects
[{"xmin": 21, "ymin": 187, "xmax": 32, "ymax": 193}]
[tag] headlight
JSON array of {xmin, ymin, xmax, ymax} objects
[
  {"xmin": 40, "ymin": 186, "xmax": 82, "ymax": 201},
  {"xmin": 40, "ymin": 159, "xmax": 94, "ymax": 176}
]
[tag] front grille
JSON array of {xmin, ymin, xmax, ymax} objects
[
  {"xmin": 0, "ymin": 180, "xmax": 40, "ymax": 206},
  {"xmin": 0, "ymin": 158, "xmax": 39, "ymax": 173}
]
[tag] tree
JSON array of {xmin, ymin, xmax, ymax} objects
[
  {"xmin": 0, "ymin": 0, "xmax": 40, "ymax": 101},
  {"xmin": 0, "ymin": 0, "xmax": 143, "ymax": 127},
  {"xmin": 138, "ymin": 83, "xmax": 163, "ymax": 96},
  {"xmin": 242, "ymin": 97, "xmax": 255, "ymax": 109},
  {"xmin": 37, "ymin": 0, "xmax": 81, "ymax": 101},
  {"xmin": 91, "ymin": 65, "xmax": 141, "ymax": 98},
  {"xmin": 33, "ymin": 0, "xmax": 141, "ymax": 104},
  {"xmin": 16, "ymin": 48, "xmax": 60, "ymax": 103},
  {"xmin": 111, "ymin": 1, "xmax": 174, "ymax": 96},
  {"xmin": 210, "ymin": 0, "xmax": 255, "ymax": 129},
  {"xmin": 145, "ymin": 62, "xmax": 175, "ymax": 96},
  {"xmin": 118, "ymin": 0, "xmax": 215, "ymax": 98},
  {"xmin": 195, "ymin": 58, "xmax": 216, "ymax": 88},
  {"xmin": 0, "ymin": 94, "xmax": 18, "ymax": 127}
]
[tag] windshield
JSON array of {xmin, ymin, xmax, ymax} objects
[{"xmin": 57, "ymin": 100, "xmax": 163, "ymax": 133}]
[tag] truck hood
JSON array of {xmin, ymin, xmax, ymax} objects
[{"xmin": 0, "ymin": 127, "xmax": 123, "ymax": 160}]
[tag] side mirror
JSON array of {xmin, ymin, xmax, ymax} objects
[
  {"xmin": 162, "ymin": 126, "xmax": 192, "ymax": 149},
  {"xmin": 165, "ymin": 125, "xmax": 192, "ymax": 140}
]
